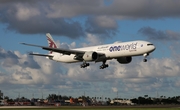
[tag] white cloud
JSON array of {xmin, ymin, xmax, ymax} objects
[
  {"xmin": 95, "ymin": 16, "xmax": 117, "ymax": 28},
  {"xmin": 112, "ymin": 87, "xmax": 118, "ymax": 93},
  {"xmin": 81, "ymin": 33, "xmax": 103, "ymax": 47},
  {"xmin": 15, "ymin": 3, "xmax": 40, "ymax": 21},
  {"xmin": 174, "ymin": 78, "xmax": 180, "ymax": 87},
  {"xmin": 56, "ymin": 40, "xmax": 77, "ymax": 49}
]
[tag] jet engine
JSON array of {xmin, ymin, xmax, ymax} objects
[
  {"xmin": 117, "ymin": 57, "xmax": 132, "ymax": 64},
  {"xmin": 83, "ymin": 51, "xmax": 98, "ymax": 61}
]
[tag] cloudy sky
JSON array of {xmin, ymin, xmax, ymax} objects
[{"xmin": 0, "ymin": 0, "xmax": 180, "ymax": 99}]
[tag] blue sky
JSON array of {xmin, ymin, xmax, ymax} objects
[{"xmin": 0, "ymin": 0, "xmax": 180, "ymax": 99}]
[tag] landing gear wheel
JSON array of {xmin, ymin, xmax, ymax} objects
[
  {"xmin": 80, "ymin": 62, "xmax": 90, "ymax": 68},
  {"xmin": 105, "ymin": 64, "xmax": 108, "ymax": 68},
  {"xmin": 99, "ymin": 61, "xmax": 109, "ymax": 69},
  {"xmin": 100, "ymin": 66, "xmax": 103, "ymax": 69},
  {"xmin": 143, "ymin": 59, "xmax": 147, "ymax": 62}
]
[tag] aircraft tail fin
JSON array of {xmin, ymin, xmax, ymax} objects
[{"xmin": 46, "ymin": 33, "xmax": 58, "ymax": 54}]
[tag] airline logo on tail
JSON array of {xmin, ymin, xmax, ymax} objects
[{"xmin": 46, "ymin": 33, "xmax": 57, "ymax": 54}]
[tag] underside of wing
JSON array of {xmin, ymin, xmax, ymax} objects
[
  {"xmin": 42, "ymin": 47, "xmax": 85, "ymax": 55},
  {"xmin": 29, "ymin": 53, "xmax": 53, "ymax": 57},
  {"xmin": 42, "ymin": 47, "xmax": 106, "ymax": 60}
]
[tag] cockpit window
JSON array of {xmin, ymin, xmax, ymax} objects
[{"xmin": 147, "ymin": 44, "xmax": 153, "ymax": 46}]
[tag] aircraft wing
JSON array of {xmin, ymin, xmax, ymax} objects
[{"xmin": 21, "ymin": 43, "xmax": 105, "ymax": 56}]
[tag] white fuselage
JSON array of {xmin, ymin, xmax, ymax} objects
[{"xmin": 50, "ymin": 40, "xmax": 155, "ymax": 63}]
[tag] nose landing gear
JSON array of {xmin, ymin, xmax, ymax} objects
[
  {"xmin": 143, "ymin": 53, "xmax": 149, "ymax": 62},
  {"xmin": 143, "ymin": 59, "xmax": 147, "ymax": 62}
]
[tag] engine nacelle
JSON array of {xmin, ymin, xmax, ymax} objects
[
  {"xmin": 83, "ymin": 51, "xmax": 98, "ymax": 61},
  {"xmin": 117, "ymin": 57, "xmax": 132, "ymax": 64}
]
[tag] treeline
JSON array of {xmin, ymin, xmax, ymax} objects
[
  {"xmin": 130, "ymin": 96, "xmax": 180, "ymax": 105},
  {"xmin": 2, "ymin": 94, "xmax": 180, "ymax": 105}
]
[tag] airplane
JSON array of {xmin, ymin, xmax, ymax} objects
[{"xmin": 21, "ymin": 33, "xmax": 156, "ymax": 69}]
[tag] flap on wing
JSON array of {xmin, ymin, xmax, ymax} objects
[
  {"xmin": 42, "ymin": 47, "xmax": 85, "ymax": 55},
  {"xmin": 29, "ymin": 53, "xmax": 53, "ymax": 57}
]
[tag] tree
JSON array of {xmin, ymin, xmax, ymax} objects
[
  {"xmin": 0, "ymin": 91, "xmax": 3, "ymax": 100},
  {"xmin": 4, "ymin": 96, "xmax": 9, "ymax": 100},
  {"xmin": 131, "ymin": 98, "xmax": 138, "ymax": 104}
]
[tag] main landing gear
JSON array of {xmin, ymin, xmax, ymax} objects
[
  {"xmin": 80, "ymin": 60, "xmax": 109, "ymax": 69},
  {"xmin": 80, "ymin": 61, "xmax": 90, "ymax": 68},
  {"xmin": 100, "ymin": 60, "xmax": 108, "ymax": 69},
  {"xmin": 143, "ymin": 53, "xmax": 149, "ymax": 62}
]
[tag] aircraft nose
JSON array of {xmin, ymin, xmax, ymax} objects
[
  {"xmin": 150, "ymin": 45, "xmax": 156, "ymax": 52},
  {"xmin": 147, "ymin": 43, "xmax": 156, "ymax": 53},
  {"xmin": 152, "ymin": 45, "xmax": 156, "ymax": 51}
]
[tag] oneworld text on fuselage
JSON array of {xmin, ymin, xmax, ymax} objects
[{"xmin": 109, "ymin": 42, "xmax": 137, "ymax": 52}]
